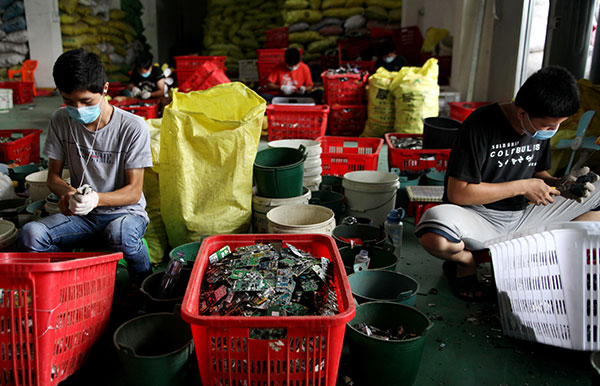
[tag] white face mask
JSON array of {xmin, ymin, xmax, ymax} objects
[
  {"xmin": 383, "ymin": 55, "xmax": 395, "ymax": 63},
  {"xmin": 288, "ymin": 64, "xmax": 299, "ymax": 71}
]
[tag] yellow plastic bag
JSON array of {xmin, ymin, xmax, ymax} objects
[
  {"xmin": 422, "ymin": 27, "xmax": 450, "ymax": 53},
  {"xmin": 160, "ymin": 83, "xmax": 266, "ymax": 246},
  {"xmin": 361, "ymin": 67, "xmax": 397, "ymax": 137},
  {"xmin": 390, "ymin": 58, "xmax": 439, "ymax": 133},
  {"xmin": 141, "ymin": 118, "xmax": 169, "ymax": 265},
  {"xmin": 550, "ymin": 78, "xmax": 600, "ymax": 175}
]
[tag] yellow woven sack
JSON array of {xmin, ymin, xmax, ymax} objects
[
  {"xmin": 309, "ymin": 0, "xmax": 321, "ymax": 9},
  {"xmin": 109, "ymin": 9, "xmax": 128, "ymax": 20},
  {"xmin": 346, "ymin": 0, "xmax": 364, "ymax": 6},
  {"xmin": 322, "ymin": 0, "xmax": 345, "ymax": 9},
  {"xmin": 389, "ymin": 7, "xmax": 402, "ymax": 21},
  {"xmin": 61, "ymin": 22, "xmax": 89, "ymax": 36},
  {"xmin": 361, "ymin": 67, "xmax": 397, "ymax": 137},
  {"xmin": 285, "ymin": 0, "xmax": 309, "ymax": 9},
  {"xmin": 160, "ymin": 83, "xmax": 266, "ymax": 246},
  {"xmin": 60, "ymin": 13, "xmax": 80, "ymax": 24},
  {"xmin": 365, "ymin": 0, "xmax": 402, "ymax": 8},
  {"xmin": 322, "ymin": 7, "xmax": 364, "ymax": 18},
  {"xmin": 390, "ymin": 58, "xmax": 439, "ymax": 133},
  {"xmin": 289, "ymin": 30, "xmax": 323, "ymax": 43},
  {"xmin": 82, "ymin": 15, "xmax": 104, "ymax": 26},
  {"xmin": 283, "ymin": 9, "xmax": 323, "ymax": 25},
  {"xmin": 422, "ymin": 27, "xmax": 450, "ymax": 53},
  {"xmin": 58, "ymin": 0, "xmax": 78, "ymax": 14}
]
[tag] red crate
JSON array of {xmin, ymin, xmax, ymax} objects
[
  {"xmin": 318, "ymin": 136, "xmax": 383, "ymax": 176},
  {"xmin": 174, "ymin": 56, "xmax": 226, "ymax": 84},
  {"xmin": 0, "ymin": 129, "xmax": 42, "ymax": 165},
  {"xmin": 0, "ymin": 81, "xmax": 34, "ymax": 104},
  {"xmin": 110, "ymin": 98, "xmax": 159, "ymax": 119},
  {"xmin": 328, "ymin": 105, "xmax": 366, "ymax": 136},
  {"xmin": 385, "ymin": 133, "xmax": 451, "ymax": 172},
  {"xmin": 0, "ymin": 251, "xmax": 122, "ymax": 386},
  {"xmin": 265, "ymin": 27, "xmax": 288, "ymax": 49},
  {"xmin": 107, "ymin": 82, "xmax": 127, "ymax": 98},
  {"xmin": 391, "ymin": 26, "xmax": 424, "ymax": 66},
  {"xmin": 266, "ymin": 104, "xmax": 329, "ymax": 141},
  {"xmin": 449, "ymin": 101, "xmax": 490, "ymax": 122},
  {"xmin": 181, "ymin": 234, "xmax": 355, "ymax": 386},
  {"xmin": 321, "ymin": 71, "xmax": 368, "ymax": 106},
  {"xmin": 178, "ymin": 61, "xmax": 225, "ymax": 92}
]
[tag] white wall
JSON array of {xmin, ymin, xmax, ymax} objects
[{"xmin": 23, "ymin": 0, "xmax": 63, "ymax": 88}]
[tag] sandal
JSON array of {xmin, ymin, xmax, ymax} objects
[{"xmin": 442, "ymin": 261, "xmax": 488, "ymax": 302}]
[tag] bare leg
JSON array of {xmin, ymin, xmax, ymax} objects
[
  {"xmin": 573, "ymin": 211, "xmax": 600, "ymax": 221},
  {"xmin": 418, "ymin": 232, "xmax": 476, "ymax": 277}
]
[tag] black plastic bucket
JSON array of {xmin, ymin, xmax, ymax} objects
[{"xmin": 422, "ymin": 117, "xmax": 461, "ymax": 149}]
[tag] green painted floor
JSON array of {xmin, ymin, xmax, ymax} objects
[{"xmin": 1, "ymin": 95, "xmax": 595, "ymax": 386}]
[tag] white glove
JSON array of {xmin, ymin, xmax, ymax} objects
[
  {"xmin": 557, "ymin": 166, "xmax": 599, "ymax": 203},
  {"xmin": 298, "ymin": 86, "xmax": 306, "ymax": 95},
  {"xmin": 140, "ymin": 90, "xmax": 151, "ymax": 99},
  {"xmin": 68, "ymin": 184, "xmax": 99, "ymax": 216},
  {"xmin": 280, "ymin": 84, "xmax": 295, "ymax": 95},
  {"xmin": 131, "ymin": 87, "xmax": 142, "ymax": 97}
]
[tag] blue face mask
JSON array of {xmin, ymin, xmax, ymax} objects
[
  {"xmin": 66, "ymin": 98, "xmax": 103, "ymax": 124},
  {"xmin": 520, "ymin": 114, "xmax": 559, "ymax": 140},
  {"xmin": 140, "ymin": 71, "xmax": 151, "ymax": 78}
]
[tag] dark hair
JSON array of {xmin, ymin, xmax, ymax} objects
[
  {"xmin": 135, "ymin": 52, "xmax": 153, "ymax": 69},
  {"xmin": 53, "ymin": 49, "xmax": 106, "ymax": 94},
  {"xmin": 284, "ymin": 48, "xmax": 301, "ymax": 66},
  {"xmin": 379, "ymin": 40, "xmax": 396, "ymax": 56},
  {"xmin": 515, "ymin": 66, "xmax": 580, "ymax": 118}
]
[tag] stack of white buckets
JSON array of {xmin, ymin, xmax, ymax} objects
[{"xmin": 252, "ymin": 139, "xmax": 325, "ymax": 233}]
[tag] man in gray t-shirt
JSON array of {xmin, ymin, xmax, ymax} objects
[{"xmin": 19, "ymin": 49, "xmax": 153, "ymax": 286}]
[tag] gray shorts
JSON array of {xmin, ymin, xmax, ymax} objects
[{"xmin": 415, "ymin": 180, "xmax": 600, "ymax": 250}]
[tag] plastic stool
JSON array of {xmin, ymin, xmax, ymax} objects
[
  {"xmin": 406, "ymin": 185, "xmax": 444, "ymax": 225},
  {"xmin": 8, "ymin": 59, "xmax": 38, "ymax": 96},
  {"xmin": 408, "ymin": 202, "xmax": 441, "ymax": 225}
]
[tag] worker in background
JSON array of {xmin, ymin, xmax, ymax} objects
[
  {"xmin": 263, "ymin": 47, "xmax": 323, "ymax": 103},
  {"xmin": 19, "ymin": 49, "xmax": 154, "ymax": 289},
  {"xmin": 123, "ymin": 52, "xmax": 165, "ymax": 100},
  {"xmin": 375, "ymin": 40, "xmax": 408, "ymax": 72},
  {"xmin": 416, "ymin": 66, "xmax": 600, "ymax": 302}
]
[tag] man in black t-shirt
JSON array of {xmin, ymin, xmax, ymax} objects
[
  {"xmin": 124, "ymin": 52, "xmax": 165, "ymax": 100},
  {"xmin": 415, "ymin": 66, "xmax": 600, "ymax": 301}
]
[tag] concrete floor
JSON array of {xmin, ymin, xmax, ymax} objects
[{"xmin": 1, "ymin": 94, "xmax": 596, "ymax": 386}]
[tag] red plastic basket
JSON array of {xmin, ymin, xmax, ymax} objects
[
  {"xmin": 174, "ymin": 56, "xmax": 226, "ymax": 84},
  {"xmin": 265, "ymin": 27, "xmax": 289, "ymax": 49},
  {"xmin": 0, "ymin": 129, "xmax": 42, "ymax": 165},
  {"xmin": 107, "ymin": 82, "xmax": 127, "ymax": 98},
  {"xmin": 0, "ymin": 251, "xmax": 122, "ymax": 386},
  {"xmin": 448, "ymin": 101, "xmax": 490, "ymax": 122},
  {"xmin": 110, "ymin": 98, "xmax": 159, "ymax": 119},
  {"xmin": 385, "ymin": 133, "xmax": 451, "ymax": 172},
  {"xmin": 321, "ymin": 71, "xmax": 368, "ymax": 106},
  {"xmin": 0, "ymin": 81, "xmax": 34, "ymax": 104},
  {"xmin": 181, "ymin": 234, "xmax": 355, "ymax": 386},
  {"xmin": 391, "ymin": 26, "xmax": 424, "ymax": 66},
  {"xmin": 318, "ymin": 136, "xmax": 383, "ymax": 176},
  {"xmin": 266, "ymin": 104, "xmax": 329, "ymax": 141},
  {"xmin": 340, "ymin": 60, "xmax": 376, "ymax": 74},
  {"xmin": 328, "ymin": 105, "xmax": 366, "ymax": 136},
  {"xmin": 178, "ymin": 61, "xmax": 226, "ymax": 92}
]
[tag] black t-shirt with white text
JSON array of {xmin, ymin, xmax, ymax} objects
[
  {"xmin": 443, "ymin": 103, "xmax": 551, "ymax": 211},
  {"xmin": 129, "ymin": 66, "xmax": 163, "ymax": 93}
]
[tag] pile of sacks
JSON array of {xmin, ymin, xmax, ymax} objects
[
  {"xmin": 59, "ymin": 0, "xmax": 140, "ymax": 83},
  {"xmin": 283, "ymin": 0, "xmax": 402, "ymax": 63},
  {"xmin": 202, "ymin": 0, "xmax": 285, "ymax": 73},
  {"xmin": 0, "ymin": 0, "xmax": 28, "ymax": 73}
]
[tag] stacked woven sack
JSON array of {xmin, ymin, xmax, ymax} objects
[
  {"xmin": 0, "ymin": 0, "xmax": 28, "ymax": 77},
  {"xmin": 59, "ymin": 0, "xmax": 143, "ymax": 83},
  {"xmin": 202, "ymin": 0, "xmax": 284, "ymax": 73}
]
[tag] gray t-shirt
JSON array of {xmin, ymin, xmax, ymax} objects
[{"xmin": 44, "ymin": 106, "xmax": 153, "ymax": 219}]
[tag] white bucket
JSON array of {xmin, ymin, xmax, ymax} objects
[
  {"xmin": 343, "ymin": 171, "xmax": 400, "ymax": 226},
  {"xmin": 267, "ymin": 204, "xmax": 336, "ymax": 235},
  {"xmin": 304, "ymin": 156, "xmax": 322, "ymax": 170},
  {"xmin": 0, "ymin": 219, "xmax": 17, "ymax": 250},
  {"xmin": 303, "ymin": 174, "xmax": 322, "ymax": 191},
  {"xmin": 252, "ymin": 187, "xmax": 312, "ymax": 233},
  {"xmin": 268, "ymin": 139, "xmax": 322, "ymax": 157},
  {"xmin": 304, "ymin": 166, "xmax": 323, "ymax": 177},
  {"xmin": 25, "ymin": 170, "xmax": 71, "ymax": 202}
]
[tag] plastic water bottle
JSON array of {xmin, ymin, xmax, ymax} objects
[
  {"xmin": 384, "ymin": 208, "xmax": 404, "ymax": 261},
  {"xmin": 353, "ymin": 249, "xmax": 370, "ymax": 272},
  {"xmin": 158, "ymin": 255, "xmax": 186, "ymax": 299}
]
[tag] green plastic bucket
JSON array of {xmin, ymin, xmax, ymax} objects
[
  {"xmin": 309, "ymin": 188, "xmax": 344, "ymax": 221},
  {"xmin": 424, "ymin": 170, "xmax": 445, "ymax": 186},
  {"xmin": 348, "ymin": 270, "xmax": 419, "ymax": 306},
  {"xmin": 320, "ymin": 175, "xmax": 344, "ymax": 194},
  {"xmin": 169, "ymin": 240, "xmax": 204, "ymax": 264},
  {"xmin": 346, "ymin": 301, "xmax": 433, "ymax": 386},
  {"xmin": 332, "ymin": 223, "xmax": 387, "ymax": 248},
  {"xmin": 140, "ymin": 269, "xmax": 192, "ymax": 313},
  {"xmin": 339, "ymin": 244, "xmax": 398, "ymax": 275},
  {"xmin": 114, "ymin": 312, "xmax": 194, "ymax": 386},
  {"xmin": 254, "ymin": 145, "xmax": 307, "ymax": 198}
]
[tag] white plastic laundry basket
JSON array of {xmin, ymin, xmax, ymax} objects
[{"xmin": 486, "ymin": 221, "xmax": 600, "ymax": 350}]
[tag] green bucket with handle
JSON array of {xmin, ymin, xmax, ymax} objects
[
  {"xmin": 114, "ymin": 312, "xmax": 194, "ymax": 386},
  {"xmin": 339, "ymin": 244, "xmax": 398, "ymax": 275},
  {"xmin": 254, "ymin": 144, "xmax": 307, "ymax": 198},
  {"xmin": 346, "ymin": 301, "xmax": 433, "ymax": 386},
  {"xmin": 348, "ymin": 270, "xmax": 419, "ymax": 306},
  {"xmin": 169, "ymin": 240, "xmax": 205, "ymax": 264}
]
